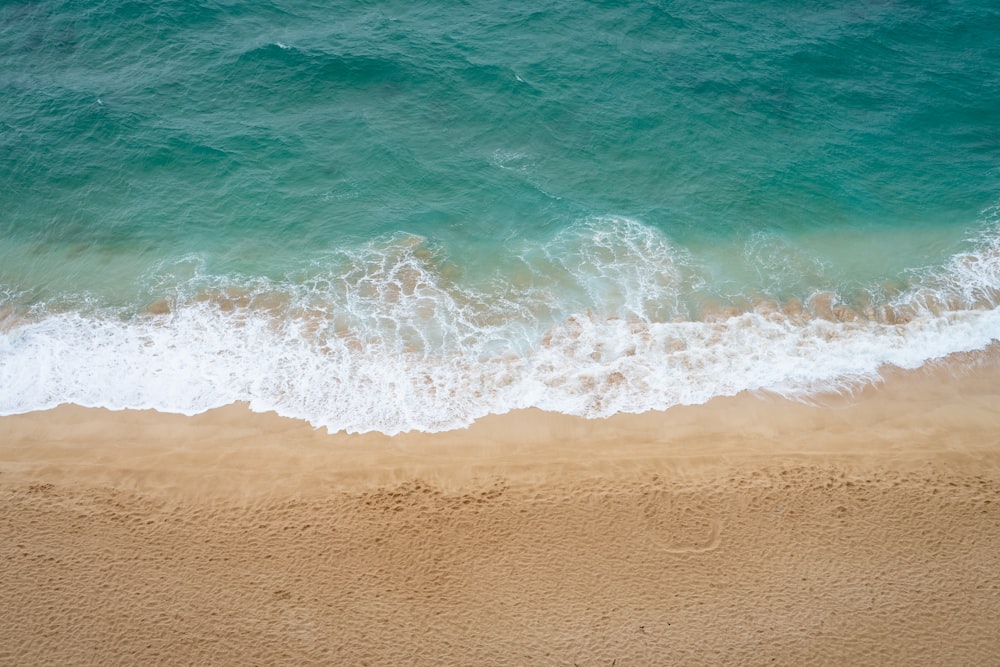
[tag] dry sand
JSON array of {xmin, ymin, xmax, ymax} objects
[{"xmin": 2, "ymin": 351, "xmax": 1000, "ymax": 665}]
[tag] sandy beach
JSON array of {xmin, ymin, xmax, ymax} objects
[
  {"xmin": 4, "ymin": 0, "xmax": 999, "ymax": 663},
  {"xmin": 2, "ymin": 350, "xmax": 1000, "ymax": 665}
]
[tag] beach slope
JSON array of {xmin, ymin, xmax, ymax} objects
[{"xmin": 2, "ymin": 354, "xmax": 1000, "ymax": 665}]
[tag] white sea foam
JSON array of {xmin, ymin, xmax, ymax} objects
[{"xmin": 2, "ymin": 219, "xmax": 1000, "ymax": 434}]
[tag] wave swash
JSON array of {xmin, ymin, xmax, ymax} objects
[{"xmin": 3, "ymin": 216, "xmax": 1000, "ymax": 435}]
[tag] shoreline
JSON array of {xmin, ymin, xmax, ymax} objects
[
  {"xmin": 4, "ymin": 348, "xmax": 1000, "ymax": 496},
  {"xmin": 2, "ymin": 350, "xmax": 1000, "ymax": 663}
]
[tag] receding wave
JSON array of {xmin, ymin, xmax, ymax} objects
[{"xmin": 2, "ymin": 217, "xmax": 1000, "ymax": 434}]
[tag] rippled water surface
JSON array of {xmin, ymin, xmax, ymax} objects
[{"xmin": 2, "ymin": 0, "xmax": 999, "ymax": 433}]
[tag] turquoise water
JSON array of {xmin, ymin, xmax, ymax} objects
[{"xmin": 2, "ymin": 0, "xmax": 999, "ymax": 433}]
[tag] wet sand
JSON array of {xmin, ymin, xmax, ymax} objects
[{"xmin": 2, "ymin": 351, "xmax": 1000, "ymax": 665}]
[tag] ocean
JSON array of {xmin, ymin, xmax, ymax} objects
[{"xmin": 1, "ymin": 0, "xmax": 998, "ymax": 434}]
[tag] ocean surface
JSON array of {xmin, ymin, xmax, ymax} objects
[{"xmin": 1, "ymin": 0, "xmax": 998, "ymax": 434}]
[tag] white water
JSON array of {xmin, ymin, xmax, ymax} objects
[{"xmin": 3, "ymin": 218, "xmax": 1000, "ymax": 435}]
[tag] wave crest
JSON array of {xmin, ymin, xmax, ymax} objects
[{"xmin": 2, "ymin": 218, "xmax": 1000, "ymax": 434}]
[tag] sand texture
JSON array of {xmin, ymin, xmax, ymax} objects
[{"xmin": 2, "ymin": 353, "xmax": 1000, "ymax": 665}]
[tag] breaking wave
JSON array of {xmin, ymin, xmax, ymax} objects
[{"xmin": 3, "ymin": 217, "xmax": 1000, "ymax": 434}]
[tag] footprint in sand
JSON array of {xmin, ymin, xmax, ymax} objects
[{"xmin": 640, "ymin": 489, "xmax": 722, "ymax": 554}]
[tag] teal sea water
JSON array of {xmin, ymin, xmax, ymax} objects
[{"xmin": 1, "ymin": 0, "xmax": 999, "ymax": 433}]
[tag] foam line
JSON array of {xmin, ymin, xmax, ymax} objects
[{"xmin": 2, "ymin": 220, "xmax": 1000, "ymax": 434}]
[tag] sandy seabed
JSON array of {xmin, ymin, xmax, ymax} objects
[{"xmin": 2, "ymin": 350, "xmax": 1000, "ymax": 665}]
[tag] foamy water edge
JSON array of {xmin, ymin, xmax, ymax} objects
[{"xmin": 3, "ymin": 218, "xmax": 1000, "ymax": 435}]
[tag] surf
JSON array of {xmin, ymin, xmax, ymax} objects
[{"xmin": 3, "ymin": 217, "xmax": 999, "ymax": 435}]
